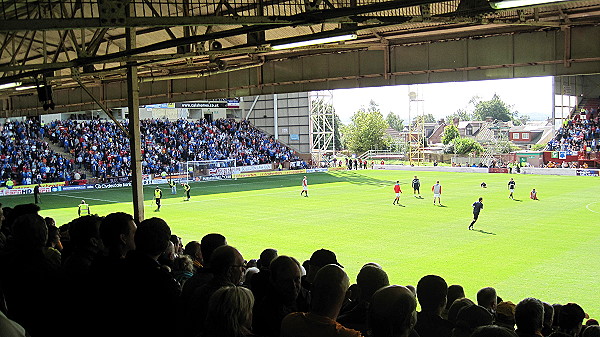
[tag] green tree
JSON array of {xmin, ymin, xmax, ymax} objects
[
  {"xmin": 445, "ymin": 109, "xmax": 473, "ymax": 123},
  {"xmin": 386, "ymin": 112, "xmax": 404, "ymax": 132},
  {"xmin": 413, "ymin": 113, "xmax": 436, "ymax": 124},
  {"xmin": 441, "ymin": 125, "xmax": 460, "ymax": 145},
  {"xmin": 532, "ymin": 143, "xmax": 546, "ymax": 151},
  {"xmin": 472, "ymin": 94, "xmax": 517, "ymax": 122},
  {"xmin": 333, "ymin": 113, "xmax": 344, "ymax": 151},
  {"xmin": 342, "ymin": 108, "xmax": 389, "ymax": 153},
  {"xmin": 496, "ymin": 140, "xmax": 519, "ymax": 153},
  {"xmin": 453, "ymin": 138, "xmax": 484, "ymax": 155}
]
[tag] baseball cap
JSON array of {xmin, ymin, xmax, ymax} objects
[
  {"xmin": 496, "ymin": 301, "xmax": 516, "ymax": 318},
  {"xmin": 310, "ymin": 249, "xmax": 343, "ymax": 268}
]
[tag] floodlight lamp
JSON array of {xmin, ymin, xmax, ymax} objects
[
  {"xmin": 16, "ymin": 85, "xmax": 37, "ymax": 91},
  {"xmin": 489, "ymin": 0, "xmax": 571, "ymax": 10},
  {"xmin": 0, "ymin": 82, "xmax": 22, "ymax": 90},
  {"xmin": 271, "ymin": 34, "xmax": 358, "ymax": 51}
]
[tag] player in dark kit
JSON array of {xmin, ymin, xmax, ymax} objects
[
  {"xmin": 412, "ymin": 176, "xmax": 421, "ymax": 198},
  {"xmin": 469, "ymin": 197, "xmax": 484, "ymax": 230},
  {"xmin": 508, "ymin": 178, "xmax": 516, "ymax": 200}
]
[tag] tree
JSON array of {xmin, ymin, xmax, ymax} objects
[
  {"xmin": 413, "ymin": 113, "xmax": 436, "ymax": 124},
  {"xmin": 342, "ymin": 108, "xmax": 390, "ymax": 153},
  {"xmin": 386, "ymin": 112, "xmax": 404, "ymax": 131},
  {"xmin": 496, "ymin": 140, "xmax": 519, "ymax": 153},
  {"xmin": 453, "ymin": 138, "xmax": 484, "ymax": 155},
  {"xmin": 441, "ymin": 125, "xmax": 460, "ymax": 145},
  {"xmin": 445, "ymin": 109, "xmax": 473, "ymax": 123},
  {"xmin": 472, "ymin": 94, "xmax": 517, "ymax": 122}
]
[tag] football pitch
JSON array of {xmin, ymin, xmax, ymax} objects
[{"xmin": 3, "ymin": 169, "xmax": 599, "ymax": 318}]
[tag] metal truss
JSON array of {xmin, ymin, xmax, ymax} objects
[{"xmin": 310, "ymin": 90, "xmax": 336, "ymax": 163}]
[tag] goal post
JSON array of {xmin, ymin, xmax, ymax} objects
[{"xmin": 184, "ymin": 159, "xmax": 237, "ymax": 183}]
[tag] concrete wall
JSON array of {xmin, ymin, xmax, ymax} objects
[{"xmin": 242, "ymin": 93, "xmax": 311, "ymax": 154}]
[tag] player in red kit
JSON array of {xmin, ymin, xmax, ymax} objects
[
  {"xmin": 393, "ymin": 181, "xmax": 402, "ymax": 205},
  {"xmin": 300, "ymin": 176, "xmax": 308, "ymax": 197}
]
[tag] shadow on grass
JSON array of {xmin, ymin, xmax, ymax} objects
[
  {"xmin": 513, "ymin": 199, "xmax": 523, "ymax": 202},
  {"xmin": 473, "ymin": 229, "xmax": 496, "ymax": 235}
]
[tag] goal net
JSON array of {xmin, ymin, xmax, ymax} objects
[{"xmin": 184, "ymin": 159, "xmax": 237, "ymax": 182}]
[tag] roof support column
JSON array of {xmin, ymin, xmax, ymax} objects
[{"xmin": 126, "ymin": 26, "xmax": 145, "ymax": 222}]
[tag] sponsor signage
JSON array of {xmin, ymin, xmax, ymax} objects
[
  {"xmin": 208, "ymin": 164, "xmax": 272, "ymax": 176},
  {"xmin": 201, "ymin": 175, "xmax": 232, "ymax": 181},
  {"xmin": 62, "ymin": 185, "xmax": 93, "ymax": 191},
  {"xmin": 233, "ymin": 169, "xmax": 306, "ymax": 179},
  {"xmin": 94, "ymin": 182, "xmax": 132, "ymax": 189},
  {"xmin": 306, "ymin": 168, "xmax": 328, "ymax": 173},
  {"xmin": 175, "ymin": 102, "xmax": 228, "ymax": 109},
  {"xmin": 489, "ymin": 168, "xmax": 509, "ymax": 173},
  {"xmin": 0, "ymin": 181, "xmax": 66, "ymax": 190},
  {"xmin": 105, "ymin": 176, "xmax": 131, "ymax": 183},
  {"xmin": 576, "ymin": 169, "xmax": 599, "ymax": 176}
]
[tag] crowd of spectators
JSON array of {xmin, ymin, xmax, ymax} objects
[
  {"xmin": 0, "ymin": 120, "xmax": 75, "ymax": 185},
  {"xmin": 43, "ymin": 118, "xmax": 300, "ymax": 179},
  {"xmin": 0, "ymin": 203, "xmax": 597, "ymax": 337},
  {"xmin": 547, "ymin": 110, "xmax": 600, "ymax": 153}
]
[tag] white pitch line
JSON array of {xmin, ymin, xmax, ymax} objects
[
  {"xmin": 54, "ymin": 193, "xmax": 122, "ymax": 204},
  {"xmin": 585, "ymin": 201, "xmax": 600, "ymax": 214}
]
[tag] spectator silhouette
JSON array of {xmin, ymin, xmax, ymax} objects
[
  {"xmin": 183, "ymin": 240, "xmax": 203, "ymax": 271},
  {"xmin": 472, "ymin": 325, "xmax": 519, "ymax": 337},
  {"xmin": 301, "ymin": 248, "xmax": 342, "ymax": 292},
  {"xmin": 583, "ymin": 326, "xmax": 600, "ymax": 337},
  {"xmin": 452, "ymin": 304, "xmax": 494, "ymax": 337},
  {"xmin": 281, "ymin": 264, "xmax": 361, "ymax": 337},
  {"xmin": 182, "ymin": 233, "xmax": 227, "ymax": 300},
  {"xmin": 203, "ymin": 286, "xmax": 255, "ymax": 337},
  {"xmin": 119, "ymin": 217, "xmax": 180, "ymax": 337},
  {"xmin": 477, "ymin": 287, "xmax": 498, "ymax": 317},
  {"xmin": 496, "ymin": 301, "xmax": 517, "ymax": 330},
  {"xmin": 447, "ymin": 298, "xmax": 475, "ymax": 325},
  {"xmin": 253, "ymin": 255, "xmax": 309, "ymax": 337},
  {"xmin": 62, "ymin": 215, "xmax": 103, "ymax": 278},
  {"xmin": 549, "ymin": 303, "xmax": 586, "ymax": 337},
  {"xmin": 414, "ymin": 275, "xmax": 453, "ymax": 337},
  {"xmin": 443, "ymin": 285, "xmax": 465, "ymax": 319},
  {"xmin": 368, "ymin": 285, "xmax": 417, "ymax": 337},
  {"xmin": 515, "ymin": 297, "xmax": 545, "ymax": 337},
  {"xmin": 338, "ymin": 265, "xmax": 390, "ymax": 335},
  {"xmin": 89, "ymin": 212, "xmax": 136, "ymax": 337},
  {"xmin": 0, "ymin": 213, "xmax": 58, "ymax": 337},
  {"xmin": 186, "ymin": 245, "xmax": 245, "ymax": 336},
  {"xmin": 542, "ymin": 302, "xmax": 555, "ymax": 336},
  {"xmin": 250, "ymin": 248, "xmax": 278, "ymax": 303}
]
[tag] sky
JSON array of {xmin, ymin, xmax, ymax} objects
[{"xmin": 330, "ymin": 76, "xmax": 554, "ymax": 124}]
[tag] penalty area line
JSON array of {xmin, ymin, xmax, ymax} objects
[
  {"xmin": 54, "ymin": 194, "xmax": 122, "ymax": 204},
  {"xmin": 585, "ymin": 201, "xmax": 600, "ymax": 214}
]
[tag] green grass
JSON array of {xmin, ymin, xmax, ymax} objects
[{"xmin": 3, "ymin": 170, "xmax": 599, "ymax": 319}]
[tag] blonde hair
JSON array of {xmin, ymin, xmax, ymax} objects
[{"xmin": 203, "ymin": 286, "xmax": 254, "ymax": 337}]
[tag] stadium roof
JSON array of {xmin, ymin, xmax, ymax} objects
[{"xmin": 1, "ymin": 0, "xmax": 600, "ymax": 109}]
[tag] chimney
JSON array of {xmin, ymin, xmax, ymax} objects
[{"xmin": 485, "ymin": 116, "xmax": 493, "ymax": 122}]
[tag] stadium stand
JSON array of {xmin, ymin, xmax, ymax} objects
[
  {"xmin": 0, "ymin": 207, "xmax": 596, "ymax": 337},
  {"xmin": 43, "ymin": 118, "xmax": 301, "ymax": 179},
  {"xmin": 0, "ymin": 120, "xmax": 74, "ymax": 185},
  {"xmin": 547, "ymin": 100, "xmax": 599, "ymax": 153}
]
